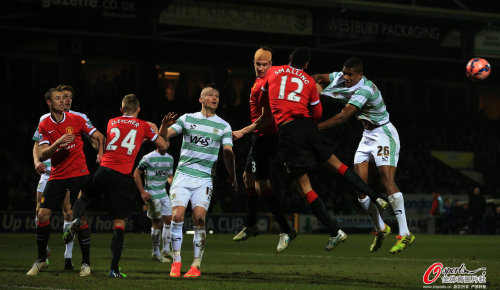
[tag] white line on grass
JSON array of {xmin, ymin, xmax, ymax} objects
[{"xmin": 0, "ymin": 285, "xmax": 70, "ymax": 290}]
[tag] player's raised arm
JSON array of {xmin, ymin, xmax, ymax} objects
[
  {"xmin": 232, "ymin": 106, "xmax": 273, "ymax": 141},
  {"xmin": 223, "ymin": 145, "xmax": 238, "ymax": 191},
  {"xmin": 312, "ymin": 73, "xmax": 331, "ymax": 89},
  {"xmin": 317, "ymin": 104, "xmax": 358, "ymax": 130}
]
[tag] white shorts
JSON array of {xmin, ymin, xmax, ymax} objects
[
  {"xmin": 170, "ymin": 172, "xmax": 213, "ymax": 210},
  {"xmin": 354, "ymin": 122, "xmax": 400, "ymax": 167},
  {"xmin": 147, "ymin": 196, "xmax": 172, "ymax": 220},
  {"xmin": 37, "ymin": 173, "xmax": 50, "ymax": 193}
]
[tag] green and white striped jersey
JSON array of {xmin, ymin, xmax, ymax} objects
[
  {"xmin": 32, "ymin": 110, "xmax": 93, "ymax": 174},
  {"xmin": 321, "ymin": 72, "xmax": 390, "ymax": 126},
  {"xmin": 137, "ymin": 150, "xmax": 174, "ymax": 199},
  {"xmin": 170, "ymin": 112, "xmax": 232, "ymax": 179}
]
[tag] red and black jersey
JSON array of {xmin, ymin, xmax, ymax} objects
[
  {"xmin": 38, "ymin": 112, "xmax": 96, "ymax": 180},
  {"xmin": 249, "ymin": 78, "xmax": 278, "ymax": 136},
  {"xmin": 100, "ymin": 116, "xmax": 158, "ymax": 175},
  {"xmin": 262, "ymin": 65, "xmax": 321, "ymax": 127}
]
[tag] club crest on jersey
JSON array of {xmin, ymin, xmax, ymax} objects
[
  {"xmin": 190, "ymin": 134, "xmax": 213, "ymax": 147},
  {"xmin": 65, "ymin": 126, "xmax": 74, "ymax": 134},
  {"xmin": 213, "ymin": 128, "xmax": 219, "ymax": 134}
]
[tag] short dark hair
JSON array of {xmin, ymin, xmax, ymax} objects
[
  {"xmin": 290, "ymin": 47, "xmax": 311, "ymax": 68},
  {"xmin": 343, "ymin": 57, "xmax": 364, "ymax": 73},
  {"xmin": 44, "ymin": 87, "xmax": 61, "ymax": 102},
  {"xmin": 56, "ymin": 84, "xmax": 75, "ymax": 96}
]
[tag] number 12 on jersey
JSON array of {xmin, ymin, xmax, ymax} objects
[
  {"xmin": 278, "ymin": 76, "xmax": 303, "ymax": 102},
  {"xmin": 106, "ymin": 128, "xmax": 137, "ymax": 155}
]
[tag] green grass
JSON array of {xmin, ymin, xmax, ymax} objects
[{"xmin": 0, "ymin": 233, "xmax": 498, "ymax": 289}]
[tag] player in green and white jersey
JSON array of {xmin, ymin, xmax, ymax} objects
[
  {"xmin": 31, "ymin": 84, "xmax": 97, "ymax": 272},
  {"xmin": 134, "ymin": 147, "xmax": 174, "ymax": 263},
  {"xmin": 313, "ymin": 57, "xmax": 415, "ymax": 254},
  {"xmin": 165, "ymin": 83, "xmax": 238, "ymax": 278}
]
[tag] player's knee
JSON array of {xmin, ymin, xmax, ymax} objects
[
  {"xmin": 63, "ymin": 210, "xmax": 73, "ymax": 221},
  {"xmin": 192, "ymin": 216, "xmax": 205, "ymax": 227},
  {"xmin": 37, "ymin": 209, "xmax": 50, "ymax": 223},
  {"xmin": 172, "ymin": 214, "xmax": 184, "ymax": 223}
]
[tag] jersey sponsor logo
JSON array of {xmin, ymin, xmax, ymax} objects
[
  {"xmin": 65, "ymin": 126, "xmax": 74, "ymax": 134},
  {"xmin": 155, "ymin": 169, "xmax": 169, "ymax": 176},
  {"xmin": 190, "ymin": 134, "xmax": 213, "ymax": 147},
  {"xmin": 190, "ymin": 124, "xmax": 197, "ymax": 129}
]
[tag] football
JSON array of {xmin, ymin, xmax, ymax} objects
[{"xmin": 465, "ymin": 58, "xmax": 491, "ymax": 81}]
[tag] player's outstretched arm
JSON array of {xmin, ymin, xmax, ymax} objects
[
  {"xmin": 159, "ymin": 112, "xmax": 178, "ymax": 139},
  {"xmin": 90, "ymin": 130, "xmax": 105, "ymax": 163},
  {"xmin": 33, "ymin": 142, "xmax": 46, "ymax": 175},
  {"xmin": 232, "ymin": 107, "xmax": 273, "ymax": 141},
  {"xmin": 317, "ymin": 104, "xmax": 358, "ymax": 130},
  {"xmin": 223, "ymin": 145, "xmax": 238, "ymax": 191},
  {"xmin": 312, "ymin": 73, "xmax": 331, "ymax": 89},
  {"xmin": 133, "ymin": 167, "xmax": 151, "ymax": 202},
  {"xmin": 39, "ymin": 133, "xmax": 75, "ymax": 161}
]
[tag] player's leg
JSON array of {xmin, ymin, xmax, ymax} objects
[
  {"xmin": 62, "ymin": 190, "xmax": 74, "ymax": 270},
  {"xmin": 109, "ymin": 218, "xmax": 126, "ymax": 277},
  {"xmin": 293, "ymin": 173, "xmax": 346, "ymax": 251},
  {"xmin": 146, "ymin": 199, "xmax": 162, "ymax": 261},
  {"xmin": 379, "ymin": 165, "xmax": 415, "ymax": 253},
  {"xmin": 27, "ymin": 178, "xmax": 65, "ymax": 276},
  {"xmin": 324, "ymin": 154, "xmax": 388, "ymax": 211},
  {"xmin": 169, "ymin": 205, "xmax": 186, "ymax": 277},
  {"xmin": 257, "ymin": 178, "xmax": 296, "ymax": 252},
  {"xmin": 233, "ymin": 150, "xmax": 260, "ymax": 241},
  {"xmin": 36, "ymin": 174, "xmax": 51, "ymax": 257},
  {"xmin": 184, "ymin": 206, "xmax": 206, "ymax": 278},
  {"xmin": 161, "ymin": 214, "xmax": 173, "ymax": 260},
  {"xmin": 354, "ymin": 160, "xmax": 390, "ymax": 252},
  {"xmin": 68, "ymin": 177, "xmax": 92, "ymax": 276}
]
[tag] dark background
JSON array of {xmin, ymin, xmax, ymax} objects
[{"xmin": 1, "ymin": 1, "xmax": 499, "ymax": 233}]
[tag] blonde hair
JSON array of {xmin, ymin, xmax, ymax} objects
[{"xmin": 122, "ymin": 94, "xmax": 140, "ymax": 114}]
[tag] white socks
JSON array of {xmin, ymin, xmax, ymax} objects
[
  {"xmin": 388, "ymin": 192, "xmax": 410, "ymax": 236},
  {"xmin": 162, "ymin": 224, "xmax": 172, "ymax": 255},
  {"xmin": 151, "ymin": 227, "xmax": 161, "ymax": 256},
  {"xmin": 192, "ymin": 226, "xmax": 206, "ymax": 268},
  {"xmin": 63, "ymin": 220, "xmax": 74, "ymax": 259},
  {"xmin": 358, "ymin": 196, "xmax": 385, "ymax": 232},
  {"xmin": 170, "ymin": 221, "xmax": 184, "ymax": 263}
]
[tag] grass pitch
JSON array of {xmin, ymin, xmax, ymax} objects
[{"xmin": 0, "ymin": 233, "xmax": 498, "ymax": 289}]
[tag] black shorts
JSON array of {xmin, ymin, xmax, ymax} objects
[
  {"xmin": 244, "ymin": 133, "xmax": 279, "ymax": 181},
  {"xmin": 278, "ymin": 118, "xmax": 334, "ymax": 179},
  {"xmin": 41, "ymin": 175, "xmax": 90, "ymax": 211},
  {"xmin": 92, "ymin": 166, "xmax": 136, "ymax": 219}
]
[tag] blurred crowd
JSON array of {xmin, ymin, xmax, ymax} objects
[{"xmin": 3, "ymin": 70, "xmax": 500, "ymax": 235}]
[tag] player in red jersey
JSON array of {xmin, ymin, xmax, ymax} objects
[
  {"xmin": 261, "ymin": 47, "xmax": 387, "ymax": 251},
  {"xmin": 232, "ymin": 47, "xmax": 296, "ymax": 252},
  {"xmin": 27, "ymin": 87, "xmax": 105, "ymax": 277},
  {"xmin": 93, "ymin": 94, "xmax": 171, "ymax": 278}
]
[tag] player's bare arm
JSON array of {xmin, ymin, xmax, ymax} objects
[
  {"xmin": 39, "ymin": 133, "xmax": 75, "ymax": 161},
  {"xmin": 312, "ymin": 73, "xmax": 330, "ymax": 89},
  {"xmin": 223, "ymin": 145, "xmax": 238, "ymax": 191},
  {"xmin": 32, "ymin": 142, "xmax": 46, "ymax": 174},
  {"xmin": 90, "ymin": 130, "xmax": 105, "ymax": 163},
  {"xmin": 133, "ymin": 167, "xmax": 152, "ymax": 202},
  {"xmin": 232, "ymin": 107, "xmax": 273, "ymax": 141},
  {"xmin": 317, "ymin": 104, "xmax": 358, "ymax": 130},
  {"xmin": 167, "ymin": 174, "xmax": 174, "ymax": 186}
]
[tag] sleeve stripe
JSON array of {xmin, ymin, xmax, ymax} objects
[
  {"xmin": 150, "ymin": 133, "xmax": 159, "ymax": 142},
  {"xmin": 39, "ymin": 140, "xmax": 50, "ymax": 146},
  {"xmin": 310, "ymin": 100, "xmax": 320, "ymax": 106},
  {"xmin": 88, "ymin": 128, "xmax": 97, "ymax": 136}
]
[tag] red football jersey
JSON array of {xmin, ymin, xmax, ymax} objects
[
  {"xmin": 100, "ymin": 116, "xmax": 158, "ymax": 175},
  {"xmin": 38, "ymin": 112, "xmax": 96, "ymax": 180},
  {"xmin": 250, "ymin": 78, "xmax": 278, "ymax": 136},
  {"xmin": 262, "ymin": 65, "xmax": 320, "ymax": 126}
]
